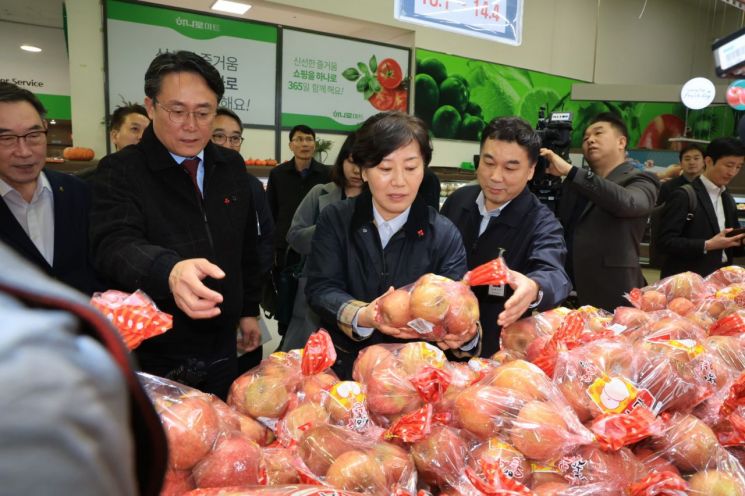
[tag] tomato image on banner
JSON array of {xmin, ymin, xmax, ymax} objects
[{"xmin": 342, "ymin": 55, "xmax": 408, "ymax": 112}]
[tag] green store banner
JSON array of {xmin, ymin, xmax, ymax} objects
[
  {"xmin": 415, "ymin": 48, "xmax": 738, "ymax": 149},
  {"xmin": 105, "ymin": 0, "xmax": 277, "ymax": 126},
  {"xmin": 281, "ymin": 29, "xmax": 410, "ymax": 131}
]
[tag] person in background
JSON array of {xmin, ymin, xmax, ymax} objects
[
  {"xmin": 419, "ymin": 167, "xmax": 441, "ymax": 210},
  {"xmin": 656, "ymin": 143, "xmax": 705, "ymax": 205},
  {"xmin": 658, "ymin": 137, "xmax": 745, "ymax": 278},
  {"xmin": 90, "ymin": 51, "xmax": 262, "ymax": 399},
  {"xmin": 0, "ymin": 241, "xmax": 167, "ymax": 496},
  {"xmin": 542, "ymin": 112, "xmax": 659, "ymax": 311},
  {"xmin": 305, "ymin": 111, "xmax": 479, "ymax": 379},
  {"xmin": 211, "ymin": 106, "xmax": 275, "ymax": 372},
  {"xmin": 266, "ymin": 124, "xmax": 330, "ymax": 332},
  {"xmin": 110, "ymin": 102, "xmax": 150, "ymax": 151},
  {"xmin": 282, "ymin": 132, "xmax": 362, "ymax": 351},
  {"xmin": 441, "ymin": 117, "xmax": 571, "ymax": 357},
  {"xmin": 0, "ymin": 82, "xmax": 99, "ymax": 294}
]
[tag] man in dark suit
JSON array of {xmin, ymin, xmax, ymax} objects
[
  {"xmin": 542, "ymin": 112, "xmax": 659, "ymax": 311},
  {"xmin": 0, "ymin": 82, "xmax": 99, "ymax": 294},
  {"xmin": 90, "ymin": 51, "xmax": 262, "ymax": 399},
  {"xmin": 656, "ymin": 143, "xmax": 705, "ymax": 205},
  {"xmin": 658, "ymin": 137, "xmax": 745, "ymax": 278},
  {"xmin": 266, "ymin": 124, "xmax": 329, "ymax": 332},
  {"xmin": 441, "ymin": 117, "xmax": 571, "ymax": 357}
]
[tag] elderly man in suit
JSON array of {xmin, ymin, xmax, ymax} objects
[
  {"xmin": 0, "ymin": 82, "xmax": 99, "ymax": 294},
  {"xmin": 541, "ymin": 112, "xmax": 660, "ymax": 311},
  {"xmin": 90, "ymin": 51, "xmax": 263, "ymax": 399},
  {"xmin": 657, "ymin": 137, "xmax": 745, "ymax": 278}
]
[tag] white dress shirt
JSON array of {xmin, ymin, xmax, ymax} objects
[
  {"xmin": 476, "ymin": 191, "xmax": 511, "ymax": 236},
  {"xmin": 170, "ymin": 150, "xmax": 206, "ymax": 194},
  {"xmin": 0, "ymin": 171, "xmax": 55, "ymax": 265},
  {"xmin": 700, "ymin": 175, "xmax": 728, "ymax": 262}
]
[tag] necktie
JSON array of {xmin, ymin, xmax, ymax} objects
[{"xmin": 182, "ymin": 157, "xmax": 202, "ymax": 198}]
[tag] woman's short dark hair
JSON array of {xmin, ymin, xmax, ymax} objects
[
  {"xmin": 0, "ymin": 82, "xmax": 46, "ymax": 118},
  {"xmin": 351, "ymin": 111, "xmax": 432, "ymax": 169},
  {"xmin": 330, "ymin": 132, "xmax": 356, "ymax": 188},
  {"xmin": 144, "ymin": 51, "xmax": 224, "ymax": 102},
  {"xmin": 480, "ymin": 116, "xmax": 541, "ymax": 164}
]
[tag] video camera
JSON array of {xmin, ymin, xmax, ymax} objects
[{"xmin": 529, "ymin": 108, "xmax": 573, "ymax": 213}]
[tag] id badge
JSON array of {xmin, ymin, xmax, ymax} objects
[{"xmin": 488, "ymin": 284, "xmax": 505, "ymax": 297}]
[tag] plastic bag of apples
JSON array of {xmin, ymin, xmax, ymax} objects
[
  {"xmin": 90, "ymin": 289, "xmax": 172, "ymax": 349},
  {"xmin": 375, "ymin": 257, "xmax": 510, "ymax": 341},
  {"xmin": 140, "ymin": 373, "xmax": 273, "ymax": 496}
]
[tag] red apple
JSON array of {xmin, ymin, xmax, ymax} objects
[
  {"xmin": 372, "ymin": 442, "xmax": 415, "ymax": 487},
  {"xmin": 668, "ymin": 297, "xmax": 695, "ymax": 316},
  {"xmin": 653, "ymin": 413, "xmax": 720, "ymax": 472},
  {"xmin": 612, "ymin": 306, "xmax": 652, "ymax": 328},
  {"xmin": 409, "ymin": 274, "xmax": 451, "ymax": 326},
  {"xmin": 280, "ymin": 402, "xmax": 330, "ymax": 444},
  {"xmin": 688, "ymin": 469, "xmax": 744, "ymax": 495},
  {"xmin": 353, "ymin": 344, "xmax": 393, "ymax": 383},
  {"xmin": 489, "ymin": 360, "xmax": 552, "ymax": 401},
  {"xmin": 365, "ymin": 361, "xmax": 421, "ymax": 419},
  {"xmin": 243, "ymin": 375, "xmax": 290, "ymax": 419},
  {"xmin": 379, "ymin": 288, "xmax": 412, "ymax": 328},
  {"xmin": 192, "ymin": 432, "xmax": 262, "ymax": 488},
  {"xmin": 411, "ymin": 425, "xmax": 468, "ymax": 488},
  {"xmin": 641, "ymin": 290, "xmax": 667, "ymax": 311},
  {"xmin": 159, "ymin": 396, "xmax": 220, "ymax": 470},
  {"xmin": 236, "ymin": 412, "xmax": 274, "ymax": 446},
  {"xmin": 300, "ymin": 371, "xmax": 338, "ymax": 403},
  {"xmin": 325, "ymin": 450, "xmax": 387, "ymax": 494},
  {"xmin": 263, "ymin": 447, "xmax": 300, "ymax": 485},
  {"xmin": 443, "ymin": 282, "xmax": 480, "ymax": 335},
  {"xmin": 454, "ymin": 384, "xmax": 526, "ymax": 439},
  {"xmin": 298, "ymin": 425, "xmax": 356, "ymax": 476},
  {"xmin": 511, "ymin": 401, "xmax": 577, "ymax": 461}
]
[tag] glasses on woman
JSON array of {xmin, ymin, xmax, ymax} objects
[
  {"xmin": 0, "ymin": 130, "xmax": 47, "ymax": 148},
  {"xmin": 211, "ymin": 133, "xmax": 244, "ymax": 146},
  {"xmin": 155, "ymin": 101, "xmax": 215, "ymax": 125}
]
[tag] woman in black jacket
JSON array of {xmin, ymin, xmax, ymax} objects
[{"xmin": 305, "ymin": 112, "xmax": 479, "ymax": 379}]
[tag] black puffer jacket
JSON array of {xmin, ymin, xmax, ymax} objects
[{"xmin": 305, "ymin": 188, "xmax": 468, "ymax": 378}]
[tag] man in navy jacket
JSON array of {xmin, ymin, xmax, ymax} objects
[
  {"xmin": 441, "ymin": 117, "xmax": 571, "ymax": 357},
  {"xmin": 0, "ymin": 82, "xmax": 99, "ymax": 295}
]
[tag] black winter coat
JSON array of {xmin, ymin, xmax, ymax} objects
[
  {"xmin": 266, "ymin": 158, "xmax": 330, "ymax": 259},
  {"xmin": 305, "ymin": 188, "xmax": 468, "ymax": 378},
  {"xmin": 90, "ymin": 126, "xmax": 261, "ymax": 382},
  {"xmin": 658, "ymin": 177, "xmax": 743, "ymax": 278}
]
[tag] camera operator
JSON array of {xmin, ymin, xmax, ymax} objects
[
  {"xmin": 441, "ymin": 117, "xmax": 571, "ymax": 357},
  {"xmin": 541, "ymin": 112, "xmax": 659, "ymax": 312},
  {"xmin": 529, "ymin": 109, "xmax": 572, "ymax": 214}
]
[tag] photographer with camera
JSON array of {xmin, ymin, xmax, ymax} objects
[
  {"xmin": 441, "ymin": 116, "xmax": 571, "ymax": 357},
  {"xmin": 541, "ymin": 112, "xmax": 659, "ymax": 312}
]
